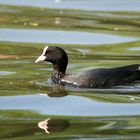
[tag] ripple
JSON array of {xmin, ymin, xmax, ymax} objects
[
  {"xmin": 128, "ymin": 47, "xmax": 140, "ymax": 51},
  {"xmin": 0, "ymin": 28, "xmax": 138, "ymax": 45},
  {"xmin": 0, "ymin": 71, "xmax": 16, "ymax": 76},
  {"xmin": 0, "ymin": 94, "xmax": 140, "ymax": 116},
  {"xmin": 0, "ymin": 0, "xmax": 140, "ymax": 11}
]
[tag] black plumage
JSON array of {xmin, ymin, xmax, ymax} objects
[{"xmin": 35, "ymin": 46, "xmax": 140, "ymax": 88}]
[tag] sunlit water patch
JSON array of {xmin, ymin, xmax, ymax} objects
[
  {"xmin": 0, "ymin": 28, "xmax": 138, "ymax": 45},
  {"xmin": 0, "ymin": 94, "xmax": 140, "ymax": 116},
  {"xmin": 0, "ymin": 0, "xmax": 140, "ymax": 11}
]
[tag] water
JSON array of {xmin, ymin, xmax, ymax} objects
[
  {"xmin": 0, "ymin": 0, "xmax": 140, "ymax": 11},
  {"xmin": 0, "ymin": 0, "xmax": 140, "ymax": 140},
  {"xmin": 1, "ymin": 94, "xmax": 140, "ymax": 116},
  {"xmin": 0, "ymin": 29, "xmax": 138, "ymax": 45}
]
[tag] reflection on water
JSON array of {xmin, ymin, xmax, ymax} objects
[
  {"xmin": 0, "ymin": 0, "xmax": 140, "ymax": 11},
  {"xmin": 0, "ymin": 28, "xmax": 138, "ymax": 45},
  {"xmin": 128, "ymin": 47, "xmax": 140, "ymax": 51},
  {"xmin": 0, "ymin": 0, "xmax": 140, "ymax": 139},
  {"xmin": 0, "ymin": 71, "xmax": 16, "ymax": 76},
  {"xmin": 1, "ymin": 110, "xmax": 140, "ymax": 140},
  {"xmin": 38, "ymin": 118, "xmax": 70, "ymax": 134},
  {"xmin": 1, "ymin": 94, "xmax": 140, "ymax": 116}
]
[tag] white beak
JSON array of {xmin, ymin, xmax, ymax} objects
[{"xmin": 35, "ymin": 55, "xmax": 47, "ymax": 63}]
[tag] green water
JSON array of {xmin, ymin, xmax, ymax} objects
[{"xmin": 0, "ymin": 0, "xmax": 140, "ymax": 139}]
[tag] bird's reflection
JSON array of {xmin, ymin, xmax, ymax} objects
[
  {"xmin": 38, "ymin": 118, "xmax": 70, "ymax": 134},
  {"xmin": 41, "ymin": 84, "xmax": 69, "ymax": 97}
]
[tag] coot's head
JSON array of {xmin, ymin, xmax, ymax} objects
[{"xmin": 35, "ymin": 46, "xmax": 68, "ymax": 77}]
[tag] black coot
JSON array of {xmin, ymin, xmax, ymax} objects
[{"xmin": 35, "ymin": 46, "xmax": 140, "ymax": 88}]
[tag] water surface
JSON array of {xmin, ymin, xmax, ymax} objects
[
  {"xmin": 0, "ymin": 1, "xmax": 140, "ymax": 140},
  {"xmin": 1, "ymin": 94, "xmax": 140, "ymax": 116},
  {"xmin": 0, "ymin": 28, "xmax": 138, "ymax": 45},
  {"xmin": 0, "ymin": 0, "xmax": 140, "ymax": 11}
]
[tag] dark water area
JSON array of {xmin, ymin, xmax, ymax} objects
[{"xmin": 0, "ymin": 0, "xmax": 140, "ymax": 140}]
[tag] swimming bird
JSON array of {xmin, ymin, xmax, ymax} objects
[{"xmin": 35, "ymin": 46, "xmax": 140, "ymax": 88}]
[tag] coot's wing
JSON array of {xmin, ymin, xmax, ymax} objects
[
  {"xmin": 61, "ymin": 64, "xmax": 140, "ymax": 88},
  {"xmin": 82, "ymin": 64, "xmax": 140, "ymax": 88}
]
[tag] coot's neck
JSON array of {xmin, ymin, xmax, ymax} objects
[{"xmin": 52, "ymin": 62, "xmax": 67, "ymax": 79}]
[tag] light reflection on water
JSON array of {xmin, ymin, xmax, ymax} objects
[
  {"xmin": 0, "ymin": 29, "xmax": 138, "ymax": 45},
  {"xmin": 0, "ymin": 71, "xmax": 16, "ymax": 76},
  {"xmin": 0, "ymin": 94, "xmax": 140, "ymax": 116},
  {"xmin": 128, "ymin": 47, "xmax": 140, "ymax": 51},
  {"xmin": 0, "ymin": 0, "xmax": 140, "ymax": 11}
]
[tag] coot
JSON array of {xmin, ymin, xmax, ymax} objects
[{"xmin": 35, "ymin": 46, "xmax": 140, "ymax": 88}]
